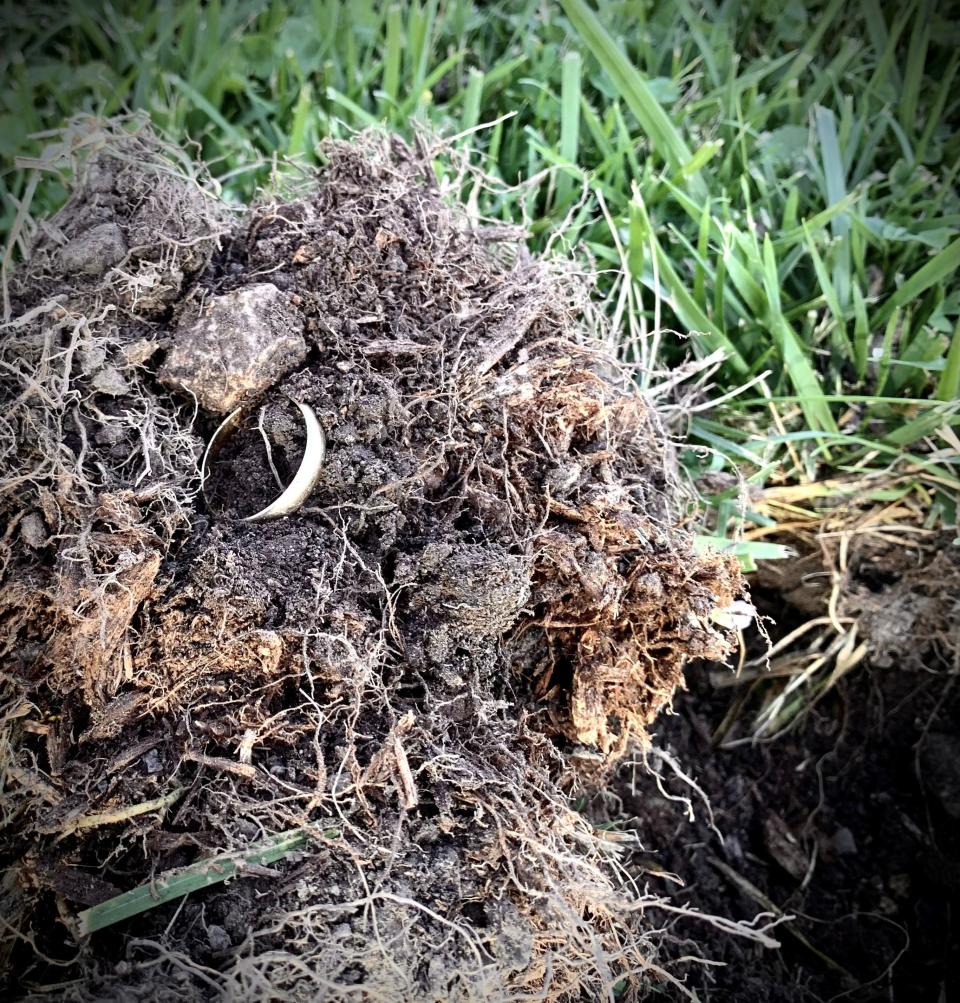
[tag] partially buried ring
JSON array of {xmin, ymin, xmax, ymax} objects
[{"xmin": 201, "ymin": 398, "xmax": 326, "ymax": 521}]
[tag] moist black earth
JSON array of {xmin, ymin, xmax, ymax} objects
[{"xmin": 594, "ymin": 582, "xmax": 960, "ymax": 1002}]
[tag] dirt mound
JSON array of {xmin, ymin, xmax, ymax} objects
[{"xmin": 0, "ymin": 123, "xmax": 745, "ymax": 1001}]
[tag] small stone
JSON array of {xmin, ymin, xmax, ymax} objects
[
  {"xmin": 878, "ymin": 895, "xmax": 899, "ymax": 916},
  {"xmin": 206, "ymin": 924, "xmax": 231, "ymax": 953},
  {"xmin": 723, "ymin": 833, "xmax": 744, "ymax": 863},
  {"xmin": 888, "ymin": 873, "xmax": 911, "ymax": 899},
  {"xmin": 21, "ymin": 512, "xmax": 47, "ymax": 549},
  {"xmin": 832, "ymin": 826, "xmax": 858, "ymax": 856},
  {"xmin": 159, "ymin": 283, "xmax": 306, "ymax": 414},
  {"xmin": 122, "ymin": 338, "xmax": 160, "ymax": 367},
  {"xmin": 224, "ymin": 909, "xmax": 246, "ymax": 940},
  {"xmin": 92, "ymin": 366, "xmax": 131, "ymax": 396},
  {"xmin": 763, "ymin": 813, "xmax": 807, "ymax": 879},
  {"xmin": 59, "ymin": 222, "xmax": 127, "ymax": 276},
  {"xmin": 79, "ymin": 343, "xmax": 107, "ymax": 370}
]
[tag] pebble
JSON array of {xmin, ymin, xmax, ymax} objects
[
  {"xmin": 832, "ymin": 826, "xmax": 858, "ymax": 856},
  {"xmin": 160, "ymin": 283, "xmax": 306, "ymax": 413}
]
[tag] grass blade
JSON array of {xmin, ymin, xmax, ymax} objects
[
  {"xmin": 936, "ymin": 318, "xmax": 960, "ymax": 402},
  {"xmin": 814, "ymin": 105, "xmax": 850, "ymax": 307},
  {"xmin": 915, "ymin": 50, "xmax": 959, "ymax": 164},
  {"xmin": 164, "ymin": 73, "xmax": 252, "ymax": 152},
  {"xmin": 559, "ymin": 0, "xmax": 705, "ymax": 196},
  {"xmin": 695, "ymin": 535, "xmax": 794, "ymax": 573},
  {"xmin": 557, "ymin": 50, "xmax": 581, "ymax": 206},
  {"xmin": 804, "ymin": 225, "xmax": 850, "ymax": 361},
  {"xmin": 874, "ymin": 237, "xmax": 960, "ymax": 328},
  {"xmin": 852, "ymin": 283, "xmax": 870, "ymax": 380},
  {"xmin": 459, "ymin": 67, "xmax": 485, "ymax": 138},
  {"xmin": 762, "ymin": 236, "xmax": 838, "ymax": 435},
  {"xmin": 899, "ymin": 0, "xmax": 931, "ymax": 137},
  {"xmin": 767, "ymin": 0, "xmax": 847, "ymax": 107},
  {"xmin": 382, "ymin": 5, "xmax": 402, "ymax": 105},
  {"xmin": 286, "ymin": 83, "xmax": 313, "ymax": 158},
  {"xmin": 77, "ymin": 829, "xmax": 313, "ymax": 936}
]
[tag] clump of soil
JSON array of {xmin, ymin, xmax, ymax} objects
[{"xmin": 0, "ymin": 124, "xmax": 745, "ymax": 1000}]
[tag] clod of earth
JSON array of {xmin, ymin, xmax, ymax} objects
[
  {"xmin": 0, "ymin": 124, "xmax": 746, "ymax": 1001},
  {"xmin": 160, "ymin": 283, "xmax": 307, "ymax": 414}
]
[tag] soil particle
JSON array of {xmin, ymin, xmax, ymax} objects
[
  {"xmin": 398, "ymin": 541, "xmax": 532, "ymax": 672},
  {"xmin": 59, "ymin": 221, "xmax": 128, "ymax": 276}
]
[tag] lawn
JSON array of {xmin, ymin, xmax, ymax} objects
[{"xmin": 2, "ymin": 3, "xmax": 959, "ymax": 997}]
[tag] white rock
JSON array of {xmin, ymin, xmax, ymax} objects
[{"xmin": 160, "ymin": 283, "xmax": 306, "ymax": 414}]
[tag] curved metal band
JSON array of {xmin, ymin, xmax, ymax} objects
[{"xmin": 201, "ymin": 399, "xmax": 326, "ymax": 521}]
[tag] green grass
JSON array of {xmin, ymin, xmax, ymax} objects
[
  {"xmin": 77, "ymin": 827, "xmax": 320, "ymax": 935},
  {"xmin": 2, "ymin": 0, "xmax": 958, "ymax": 540}
]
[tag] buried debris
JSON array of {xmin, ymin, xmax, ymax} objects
[{"xmin": 1, "ymin": 122, "xmax": 748, "ymax": 1001}]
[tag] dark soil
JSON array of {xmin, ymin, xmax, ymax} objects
[{"xmin": 595, "ymin": 582, "xmax": 960, "ymax": 1002}]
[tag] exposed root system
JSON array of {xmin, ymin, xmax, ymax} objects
[{"xmin": 1, "ymin": 123, "xmax": 746, "ymax": 1001}]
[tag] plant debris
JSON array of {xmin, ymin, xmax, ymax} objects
[{"xmin": 0, "ymin": 121, "xmax": 748, "ymax": 1001}]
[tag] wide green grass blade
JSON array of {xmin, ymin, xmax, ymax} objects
[
  {"xmin": 557, "ymin": 50, "xmax": 581, "ymax": 206},
  {"xmin": 559, "ymin": 0, "xmax": 706, "ymax": 197},
  {"xmin": 286, "ymin": 83, "xmax": 313, "ymax": 158},
  {"xmin": 899, "ymin": 0, "xmax": 932, "ymax": 137},
  {"xmin": 852, "ymin": 283, "xmax": 870, "ymax": 381},
  {"xmin": 874, "ymin": 237, "xmax": 960, "ymax": 328},
  {"xmin": 460, "ymin": 67, "xmax": 485, "ymax": 137},
  {"xmin": 77, "ymin": 830, "xmax": 313, "ymax": 936},
  {"xmin": 814, "ymin": 105, "xmax": 850, "ymax": 308},
  {"xmin": 382, "ymin": 5, "xmax": 402, "ymax": 105},
  {"xmin": 695, "ymin": 535, "xmax": 794, "ymax": 574},
  {"xmin": 804, "ymin": 225, "xmax": 851, "ymax": 361},
  {"xmin": 326, "ymin": 86, "xmax": 380, "ymax": 128},
  {"xmin": 762, "ymin": 236, "xmax": 838, "ymax": 435},
  {"xmin": 937, "ymin": 319, "xmax": 960, "ymax": 403}
]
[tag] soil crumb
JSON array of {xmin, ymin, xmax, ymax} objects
[{"xmin": 0, "ymin": 122, "xmax": 745, "ymax": 1001}]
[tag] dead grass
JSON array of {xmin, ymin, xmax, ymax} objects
[{"xmin": 713, "ymin": 468, "xmax": 960, "ymax": 745}]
